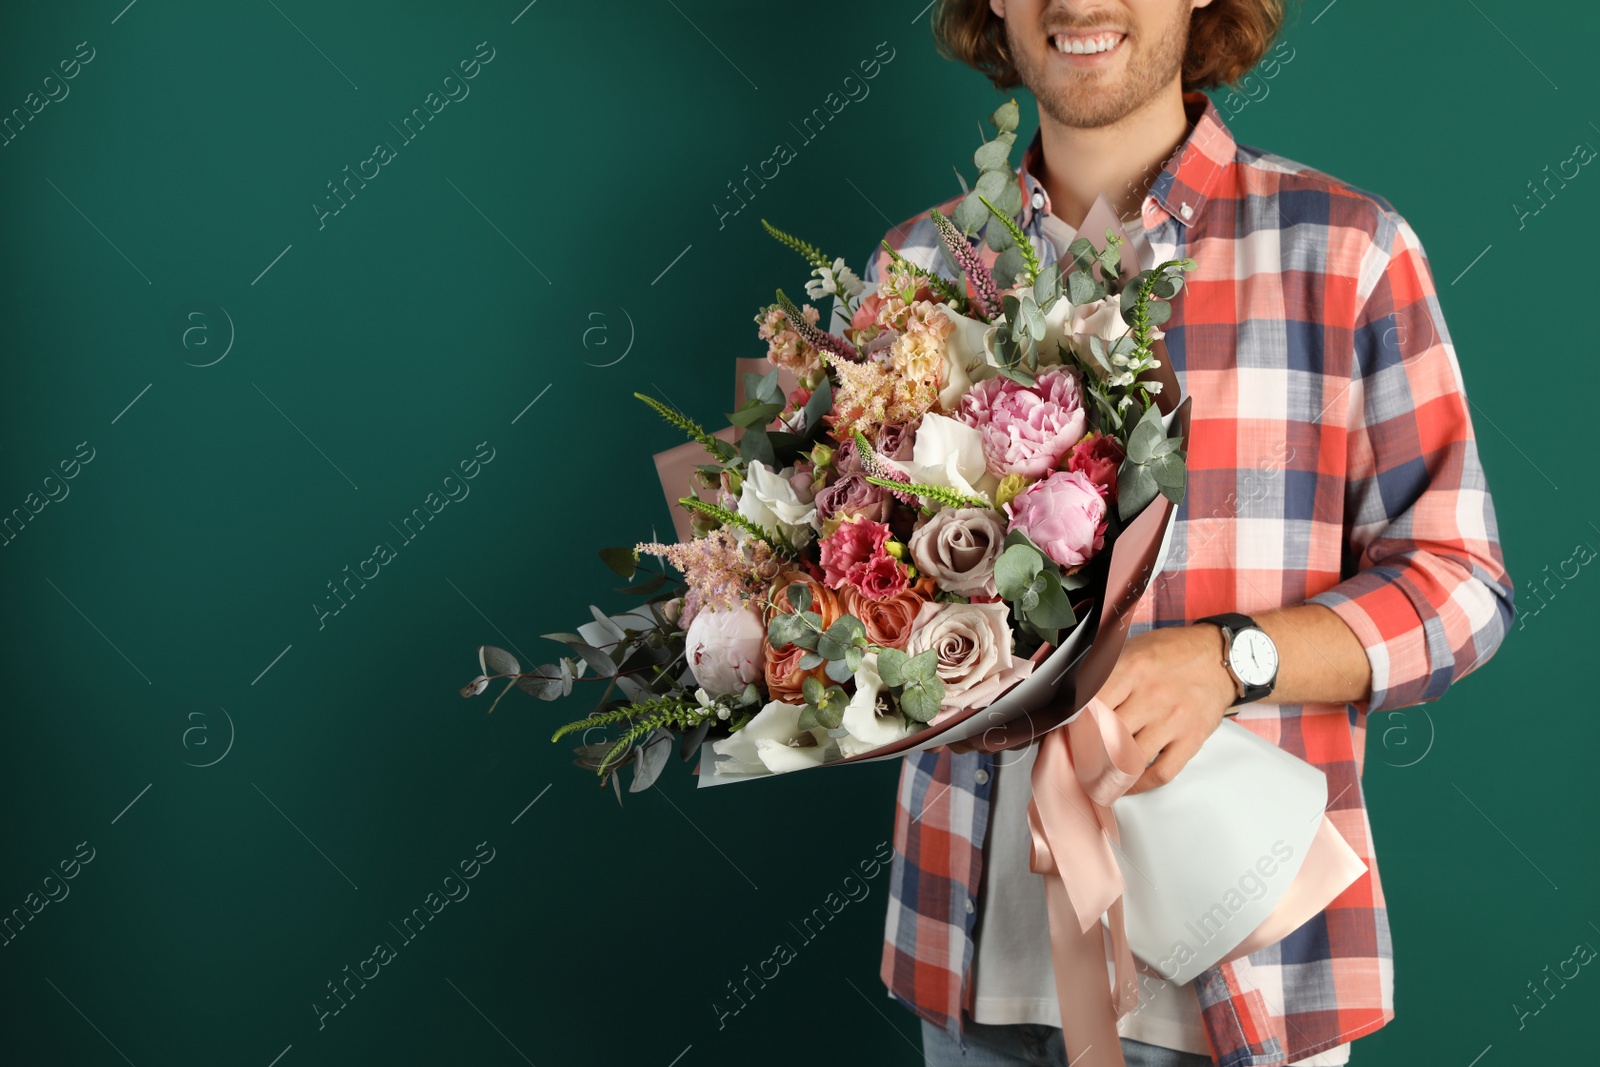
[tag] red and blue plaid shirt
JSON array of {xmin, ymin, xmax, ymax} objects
[{"xmin": 862, "ymin": 91, "xmax": 1514, "ymax": 1066}]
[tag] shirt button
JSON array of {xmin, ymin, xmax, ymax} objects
[
  {"xmin": 973, "ymin": 768, "xmax": 990, "ymax": 785},
  {"xmin": 965, "ymin": 897, "xmax": 976, "ymax": 914},
  {"xmin": 1031, "ymin": 191, "xmax": 1044, "ymax": 210},
  {"xmin": 1180, "ymin": 202, "xmax": 1194, "ymax": 219}
]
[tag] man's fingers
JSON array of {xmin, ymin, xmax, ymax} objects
[{"xmin": 1126, "ymin": 737, "xmax": 1200, "ymax": 795}]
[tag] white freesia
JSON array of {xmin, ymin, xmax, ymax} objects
[
  {"xmin": 805, "ymin": 257, "xmax": 865, "ymax": 302},
  {"xmin": 711, "ymin": 699, "xmax": 834, "ymax": 774},
  {"xmin": 839, "ymin": 652, "xmax": 915, "ymax": 757},
  {"xmin": 884, "ymin": 413, "xmax": 998, "ymax": 504},
  {"xmin": 738, "ymin": 461, "xmax": 818, "ymax": 546}
]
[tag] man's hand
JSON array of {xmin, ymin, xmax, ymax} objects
[{"xmin": 1100, "ymin": 623, "xmax": 1237, "ymax": 794}]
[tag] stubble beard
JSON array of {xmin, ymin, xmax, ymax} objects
[{"xmin": 1007, "ymin": 15, "xmax": 1189, "ymax": 129}]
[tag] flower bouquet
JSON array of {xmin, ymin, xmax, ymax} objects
[{"xmin": 461, "ymin": 100, "xmax": 1195, "ymax": 797}]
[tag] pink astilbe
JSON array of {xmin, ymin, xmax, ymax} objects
[
  {"xmin": 827, "ymin": 358, "xmax": 939, "ymax": 443},
  {"xmin": 930, "ymin": 209, "xmax": 1000, "ymax": 320},
  {"xmin": 635, "ymin": 529, "xmax": 781, "ymax": 612}
]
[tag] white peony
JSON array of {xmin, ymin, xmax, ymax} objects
[
  {"xmin": 683, "ymin": 605, "xmax": 765, "ymax": 696},
  {"xmin": 737, "ymin": 461, "xmax": 818, "ymax": 547}
]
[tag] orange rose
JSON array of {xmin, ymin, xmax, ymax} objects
[
  {"xmin": 763, "ymin": 571, "xmax": 841, "ymax": 702},
  {"xmin": 842, "ymin": 576, "xmax": 935, "ymax": 650}
]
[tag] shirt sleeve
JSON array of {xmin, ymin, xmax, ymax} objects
[{"xmin": 1306, "ymin": 209, "xmax": 1515, "ymax": 713}]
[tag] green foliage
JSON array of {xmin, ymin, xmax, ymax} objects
[
  {"xmin": 977, "ymin": 193, "xmax": 1041, "ymax": 286},
  {"xmin": 675, "ymin": 495, "xmax": 795, "ymax": 556},
  {"xmin": 634, "ymin": 393, "xmax": 737, "ymax": 461},
  {"xmin": 993, "ymin": 538, "xmax": 1077, "ymax": 646},
  {"xmin": 876, "ymin": 647, "xmax": 945, "ymax": 723},
  {"xmin": 864, "ymin": 475, "xmax": 991, "ymax": 512},
  {"xmin": 1116, "ymin": 401, "xmax": 1188, "ymax": 521},
  {"xmin": 760, "ymin": 218, "xmax": 832, "ymax": 270}
]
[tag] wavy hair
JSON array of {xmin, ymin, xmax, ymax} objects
[{"xmin": 933, "ymin": 0, "xmax": 1290, "ymax": 92}]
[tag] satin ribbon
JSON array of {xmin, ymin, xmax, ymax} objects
[{"xmin": 1024, "ymin": 699, "xmax": 1365, "ymax": 1067}]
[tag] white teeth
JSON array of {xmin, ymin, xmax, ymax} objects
[{"xmin": 1056, "ymin": 33, "xmax": 1120, "ymax": 55}]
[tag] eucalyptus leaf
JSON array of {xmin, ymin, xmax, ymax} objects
[
  {"xmin": 991, "ymin": 99, "xmax": 1020, "ymax": 132},
  {"xmin": 974, "ymin": 139, "xmax": 1010, "ymax": 170},
  {"xmin": 802, "ymin": 676, "xmax": 825, "ymax": 706},
  {"xmin": 739, "ymin": 426, "xmax": 775, "ymax": 468},
  {"xmin": 954, "ymin": 193, "xmax": 988, "ymax": 235},
  {"xmin": 629, "ymin": 728, "xmax": 674, "ymax": 792},
  {"xmin": 1068, "ymin": 269, "xmax": 1100, "ymax": 305},
  {"xmin": 877, "ymin": 647, "xmax": 910, "ymax": 687},
  {"xmin": 786, "ymin": 582, "xmax": 812, "ymax": 614},
  {"xmin": 994, "ymin": 542, "xmax": 1045, "ymax": 601},
  {"xmin": 1125, "ymin": 403, "xmax": 1166, "ymax": 464},
  {"xmin": 479, "ymin": 645, "xmax": 521, "ymax": 676},
  {"xmin": 1029, "ymin": 574, "xmax": 1077, "ymax": 630},
  {"xmin": 798, "ymin": 650, "xmax": 824, "ymax": 670},
  {"xmin": 1117, "ymin": 460, "xmax": 1160, "ymax": 521},
  {"xmin": 1146, "ymin": 299, "xmax": 1173, "ymax": 327},
  {"xmin": 825, "ymin": 657, "xmax": 855, "ymax": 683},
  {"xmin": 598, "ymin": 547, "xmax": 637, "ymax": 579},
  {"xmin": 899, "ymin": 678, "xmax": 944, "ymax": 723}
]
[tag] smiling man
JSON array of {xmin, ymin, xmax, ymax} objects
[{"xmin": 860, "ymin": 1, "xmax": 1515, "ymax": 1066}]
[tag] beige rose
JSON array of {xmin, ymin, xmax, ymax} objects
[
  {"xmin": 907, "ymin": 508, "xmax": 1007, "ymax": 598},
  {"xmin": 905, "ymin": 600, "xmax": 1032, "ymax": 716}
]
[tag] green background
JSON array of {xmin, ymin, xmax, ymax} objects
[{"xmin": 1, "ymin": 1, "xmax": 1593, "ymax": 1063}]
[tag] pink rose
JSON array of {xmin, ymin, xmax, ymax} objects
[
  {"xmin": 874, "ymin": 420, "xmax": 919, "ymax": 461},
  {"xmin": 956, "ymin": 367, "xmax": 1087, "ymax": 479},
  {"xmin": 1064, "ymin": 432, "xmax": 1124, "ymax": 501},
  {"xmin": 815, "ymin": 473, "xmax": 892, "ymax": 526},
  {"xmin": 1003, "ymin": 469, "xmax": 1108, "ymax": 569}
]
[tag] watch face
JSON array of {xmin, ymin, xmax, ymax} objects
[{"xmin": 1229, "ymin": 628, "xmax": 1278, "ymax": 688}]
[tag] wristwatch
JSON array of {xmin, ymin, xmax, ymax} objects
[{"xmin": 1196, "ymin": 613, "xmax": 1279, "ymax": 710}]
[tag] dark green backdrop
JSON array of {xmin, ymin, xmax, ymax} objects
[{"xmin": 1, "ymin": 1, "xmax": 1593, "ymax": 1063}]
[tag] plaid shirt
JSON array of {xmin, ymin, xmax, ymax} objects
[{"xmin": 862, "ymin": 91, "xmax": 1514, "ymax": 1066}]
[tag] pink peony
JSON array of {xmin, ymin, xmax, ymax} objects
[
  {"xmin": 1064, "ymin": 432, "xmax": 1124, "ymax": 501},
  {"xmin": 956, "ymin": 367, "xmax": 1087, "ymax": 479},
  {"xmin": 1003, "ymin": 469, "xmax": 1108, "ymax": 569}
]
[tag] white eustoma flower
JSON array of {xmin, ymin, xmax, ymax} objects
[
  {"xmin": 839, "ymin": 653, "xmax": 915, "ymax": 758},
  {"xmin": 711, "ymin": 700, "xmax": 834, "ymax": 775},
  {"xmin": 737, "ymin": 461, "xmax": 818, "ymax": 547},
  {"xmin": 885, "ymin": 413, "xmax": 998, "ymax": 503}
]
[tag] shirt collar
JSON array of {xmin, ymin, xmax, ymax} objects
[{"xmin": 1017, "ymin": 90, "xmax": 1234, "ymax": 231}]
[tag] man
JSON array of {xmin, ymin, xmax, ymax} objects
[{"xmin": 857, "ymin": 1, "xmax": 1515, "ymax": 1065}]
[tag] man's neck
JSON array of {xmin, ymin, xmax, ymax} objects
[{"xmin": 1031, "ymin": 85, "xmax": 1195, "ymax": 230}]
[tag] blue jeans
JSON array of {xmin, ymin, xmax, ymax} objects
[{"xmin": 920, "ymin": 1018, "xmax": 1213, "ymax": 1067}]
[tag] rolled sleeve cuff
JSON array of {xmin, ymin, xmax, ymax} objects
[{"xmin": 1307, "ymin": 567, "xmax": 1451, "ymax": 714}]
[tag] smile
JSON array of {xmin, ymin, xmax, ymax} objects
[{"xmin": 1051, "ymin": 31, "xmax": 1125, "ymax": 56}]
